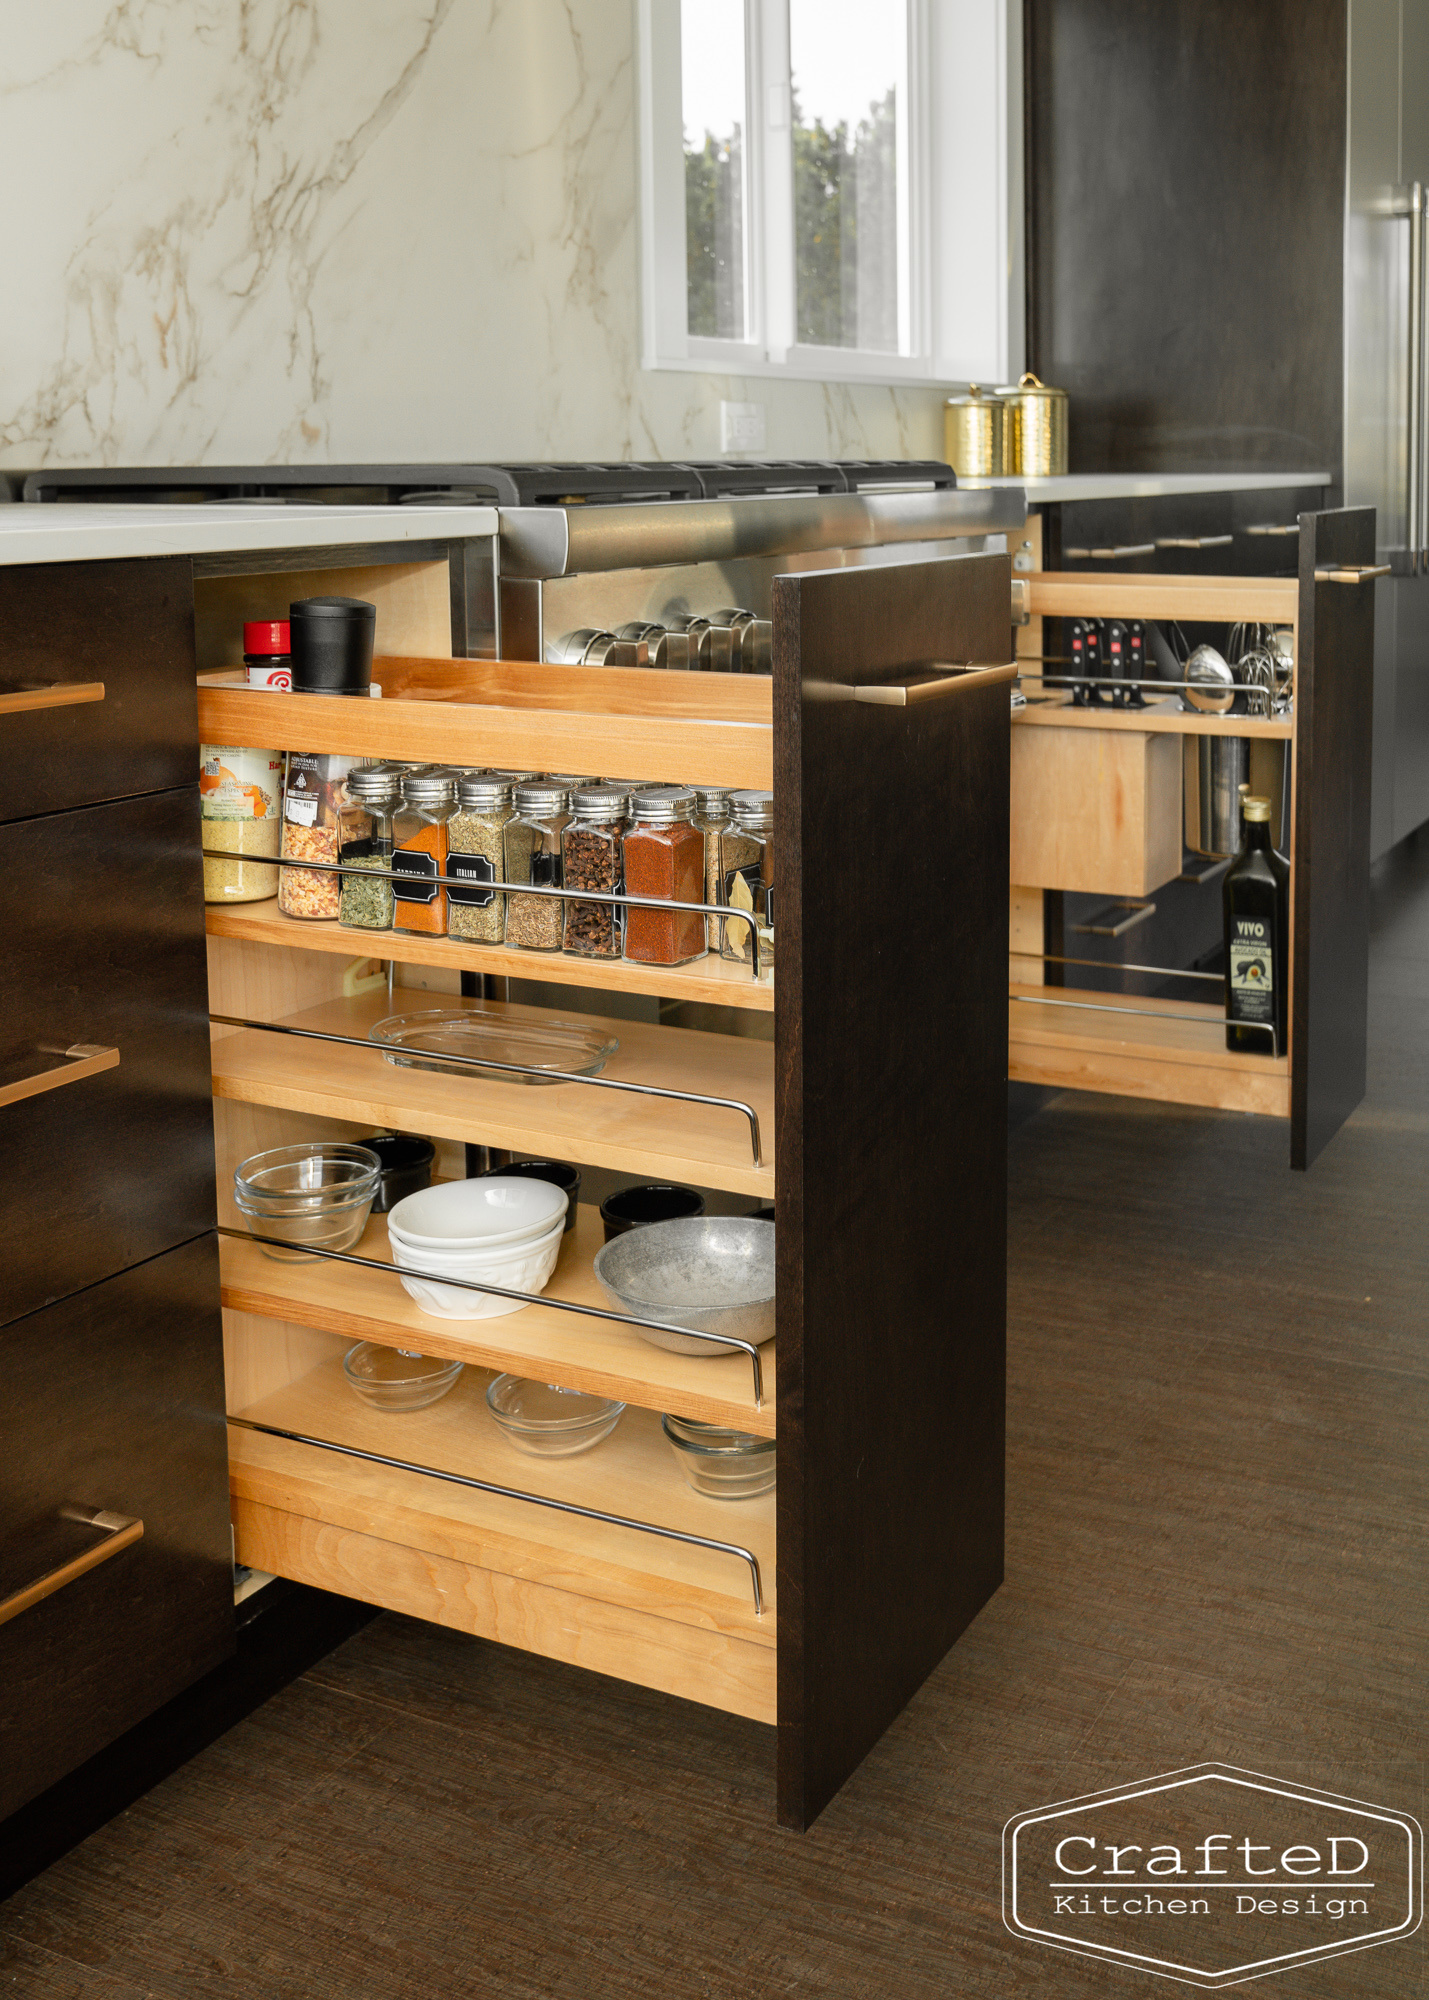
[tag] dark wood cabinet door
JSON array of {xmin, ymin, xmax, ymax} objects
[
  {"xmin": 0, "ymin": 556, "xmax": 198, "ymax": 821},
  {"xmin": 0, "ymin": 1236, "xmax": 233, "ymax": 1819},
  {"xmin": 773, "ymin": 555, "xmax": 1010, "ymax": 1829},
  {"xmin": 0, "ymin": 788, "xmax": 216, "ymax": 1326}
]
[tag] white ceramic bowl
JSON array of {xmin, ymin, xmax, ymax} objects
[
  {"xmin": 387, "ymin": 1176, "xmax": 567, "ymax": 1251},
  {"xmin": 386, "ymin": 1220, "xmax": 567, "ymax": 1270},
  {"xmin": 391, "ymin": 1217, "xmax": 565, "ymax": 1319}
]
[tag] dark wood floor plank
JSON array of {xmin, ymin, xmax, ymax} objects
[{"xmin": 5, "ymin": 837, "xmax": 1428, "ymax": 1996}]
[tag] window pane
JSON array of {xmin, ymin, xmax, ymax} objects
[
  {"xmin": 790, "ymin": 0, "xmax": 906, "ymax": 352},
  {"xmin": 682, "ymin": 0, "xmax": 747, "ymax": 342}
]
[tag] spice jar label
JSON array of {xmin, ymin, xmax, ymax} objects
[
  {"xmin": 448, "ymin": 853, "xmax": 496, "ymax": 908},
  {"xmin": 391, "ymin": 851, "xmax": 440, "ymax": 903},
  {"xmin": 284, "ymin": 787, "xmax": 319, "ymax": 827}
]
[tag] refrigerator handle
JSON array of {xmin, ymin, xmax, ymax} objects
[{"xmin": 1408, "ymin": 184, "xmax": 1427, "ymax": 572}]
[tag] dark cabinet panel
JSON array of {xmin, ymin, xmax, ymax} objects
[
  {"xmin": 0, "ymin": 788, "xmax": 215, "ymax": 1325},
  {"xmin": 0, "ymin": 556, "xmax": 198, "ymax": 821},
  {"xmin": 0, "ymin": 1236, "xmax": 233, "ymax": 1819},
  {"xmin": 773, "ymin": 556, "xmax": 1009, "ymax": 1829}
]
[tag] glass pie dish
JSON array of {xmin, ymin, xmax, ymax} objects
[{"xmin": 369, "ymin": 1006, "xmax": 618, "ymax": 1085}]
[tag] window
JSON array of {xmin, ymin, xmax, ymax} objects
[{"xmin": 638, "ymin": 0, "xmax": 1023, "ymax": 388}]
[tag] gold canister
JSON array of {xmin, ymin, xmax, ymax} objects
[
  {"xmin": 943, "ymin": 385, "xmax": 1006, "ymax": 478},
  {"xmin": 1000, "ymin": 372, "xmax": 1069, "ymax": 476}
]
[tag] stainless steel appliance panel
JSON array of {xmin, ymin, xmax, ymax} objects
[
  {"xmin": 0, "ymin": 556, "xmax": 199, "ymax": 822},
  {"xmin": 0, "ymin": 788, "xmax": 216, "ymax": 1327},
  {"xmin": 0, "ymin": 1235, "xmax": 233, "ymax": 1818}
]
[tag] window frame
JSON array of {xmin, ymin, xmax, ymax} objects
[{"xmin": 636, "ymin": 0, "xmax": 1024, "ymax": 390}]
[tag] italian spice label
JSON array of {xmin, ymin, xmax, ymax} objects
[
  {"xmin": 1229, "ymin": 920, "xmax": 1274, "ymax": 1022},
  {"xmin": 448, "ymin": 853, "xmax": 496, "ymax": 908}
]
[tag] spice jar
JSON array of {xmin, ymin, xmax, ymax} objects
[
  {"xmin": 503, "ymin": 783, "xmax": 571, "ymax": 952},
  {"xmin": 718, "ymin": 790, "xmax": 774, "ymax": 972},
  {"xmin": 242, "ymin": 620, "xmax": 292, "ymax": 690},
  {"xmin": 392, "ymin": 768, "xmax": 457, "ymax": 936},
  {"xmin": 279, "ymin": 752, "xmax": 355, "ymax": 920},
  {"xmin": 338, "ymin": 762, "xmax": 401, "ymax": 932},
  {"xmin": 692, "ymin": 786, "xmax": 732, "ymax": 949},
  {"xmin": 562, "ymin": 786, "xmax": 630, "ymax": 959},
  {"xmin": 200, "ymin": 745, "xmax": 283, "ymax": 903},
  {"xmin": 448, "ymin": 774, "xmax": 514, "ymax": 944},
  {"xmin": 623, "ymin": 788, "xmax": 706, "ymax": 966}
]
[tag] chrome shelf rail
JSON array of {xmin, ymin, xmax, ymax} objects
[
  {"xmin": 1008, "ymin": 990, "xmax": 1277, "ymax": 1042},
  {"xmin": 216, "ymin": 1224, "xmax": 767, "ymax": 1406},
  {"xmin": 208, "ymin": 1012, "xmax": 766, "ymax": 1167},
  {"xmin": 227, "ymin": 1413, "xmax": 766, "ymax": 1614},
  {"xmin": 202, "ymin": 849, "xmax": 768, "ymax": 979}
]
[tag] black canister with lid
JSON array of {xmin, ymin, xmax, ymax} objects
[{"xmin": 290, "ymin": 597, "xmax": 376, "ymax": 696}]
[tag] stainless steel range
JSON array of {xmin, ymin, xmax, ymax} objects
[{"xmin": 18, "ymin": 460, "xmax": 1027, "ymax": 665}]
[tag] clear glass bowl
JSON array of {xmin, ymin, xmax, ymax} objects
[
  {"xmin": 485, "ymin": 1375, "xmax": 625, "ymax": 1455},
  {"xmin": 234, "ymin": 1143, "xmax": 381, "ymax": 1263},
  {"xmin": 370, "ymin": 1006, "xmax": 618, "ymax": 1085},
  {"xmin": 342, "ymin": 1342, "xmax": 464, "ymax": 1411},
  {"xmin": 662, "ymin": 1413, "xmax": 776, "ymax": 1499}
]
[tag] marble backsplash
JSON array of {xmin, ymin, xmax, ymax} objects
[{"xmin": 0, "ymin": 1, "xmax": 947, "ymax": 473}]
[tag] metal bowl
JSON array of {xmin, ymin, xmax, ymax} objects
[{"xmin": 592, "ymin": 1216, "xmax": 775, "ymax": 1357}]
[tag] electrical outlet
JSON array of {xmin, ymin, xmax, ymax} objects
[{"xmin": 720, "ymin": 400, "xmax": 766, "ymax": 453}]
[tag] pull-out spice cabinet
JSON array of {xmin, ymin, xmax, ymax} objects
[{"xmin": 198, "ymin": 552, "xmax": 1015, "ymax": 1829}]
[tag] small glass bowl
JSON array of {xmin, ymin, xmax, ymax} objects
[
  {"xmin": 342, "ymin": 1342, "xmax": 464, "ymax": 1412},
  {"xmin": 485, "ymin": 1375, "xmax": 625, "ymax": 1456},
  {"xmin": 662, "ymin": 1413, "xmax": 776, "ymax": 1499},
  {"xmin": 234, "ymin": 1143, "xmax": 381, "ymax": 1263}
]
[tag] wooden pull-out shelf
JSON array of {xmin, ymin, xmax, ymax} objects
[
  {"xmin": 229, "ymin": 1356, "xmax": 776, "ymax": 1724},
  {"xmin": 212, "ymin": 987, "xmax": 773, "ymax": 1196},
  {"xmin": 1008, "ymin": 983, "xmax": 1290, "ymax": 1117},
  {"xmin": 207, "ymin": 904, "xmax": 774, "ymax": 1013},
  {"xmin": 1015, "ymin": 692, "xmax": 1292, "ymax": 740},
  {"xmin": 196, "ymin": 656, "xmax": 774, "ymax": 791},
  {"xmin": 221, "ymin": 1204, "xmax": 774, "ymax": 1435}
]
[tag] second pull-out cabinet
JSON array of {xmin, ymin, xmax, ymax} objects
[{"xmin": 197, "ymin": 553, "xmax": 1013, "ymax": 1830}]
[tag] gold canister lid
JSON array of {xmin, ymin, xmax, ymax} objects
[{"xmin": 1242, "ymin": 795, "xmax": 1273, "ymax": 822}]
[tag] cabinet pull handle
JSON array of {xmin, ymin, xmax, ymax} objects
[
  {"xmin": 852, "ymin": 661, "xmax": 1018, "ymax": 706},
  {"xmin": 1063, "ymin": 544, "xmax": 1158, "ymax": 560},
  {"xmin": 0, "ymin": 1509, "xmax": 143, "ymax": 1628},
  {"xmin": 1245, "ymin": 523, "xmax": 1300, "ymax": 536},
  {"xmin": 1070, "ymin": 900, "xmax": 1157, "ymax": 939},
  {"xmin": 1154, "ymin": 535, "xmax": 1234, "ymax": 550},
  {"xmin": 0, "ymin": 1043, "xmax": 120, "ymax": 1110},
  {"xmin": 1314, "ymin": 564, "xmax": 1392, "ymax": 584},
  {"xmin": 0, "ymin": 681, "xmax": 105, "ymax": 717}
]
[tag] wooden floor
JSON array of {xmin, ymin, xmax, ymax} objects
[{"xmin": 5, "ymin": 835, "xmax": 1429, "ymax": 1998}]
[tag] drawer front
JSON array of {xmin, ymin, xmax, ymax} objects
[
  {"xmin": 0, "ymin": 788, "xmax": 215, "ymax": 1327},
  {"xmin": 0, "ymin": 556, "xmax": 198, "ymax": 821},
  {"xmin": 0, "ymin": 1237, "xmax": 233, "ymax": 1818}
]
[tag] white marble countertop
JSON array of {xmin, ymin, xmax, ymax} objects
[
  {"xmin": 960, "ymin": 471, "xmax": 1332, "ymax": 504},
  {"xmin": 0, "ymin": 502, "xmax": 499, "ymax": 566}
]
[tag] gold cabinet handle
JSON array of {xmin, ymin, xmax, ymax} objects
[
  {"xmin": 1155, "ymin": 535, "xmax": 1234, "ymax": 550},
  {"xmin": 0, "ymin": 1509, "xmax": 143, "ymax": 1628},
  {"xmin": 852, "ymin": 662, "xmax": 1019, "ymax": 707},
  {"xmin": 0, "ymin": 1043, "xmax": 120, "ymax": 1110},
  {"xmin": 0, "ymin": 681, "xmax": 105, "ymax": 716},
  {"xmin": 1314, "ymin": 564, "xmax": 1392, "ymax": 583},
  {"xmin": 1063, "ymin": 544, "xmax": 1158, "ymax": 560}
]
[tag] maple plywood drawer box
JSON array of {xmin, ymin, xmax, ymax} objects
[{"xmin": 1009, "ymin": 722, "xmax": 1182, "ymax": 898}]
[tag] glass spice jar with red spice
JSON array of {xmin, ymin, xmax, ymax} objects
[{"xmin": 622, "ymin": 788, "xmax": 706, "ymax": 966}]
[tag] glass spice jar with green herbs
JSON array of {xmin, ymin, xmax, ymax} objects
[
  {"xmin": 504, "ymin": 783, "xmax": 572, "ymax": 951},
  {"xmin": 337, "ymin": 763, "xmax": 401, "ymax": 932},
  {"xmin": 448, "ymin": 774, "xmax": 514, "ymax": 944}
]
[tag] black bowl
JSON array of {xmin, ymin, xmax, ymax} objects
[
  {"xmin": 365, "ymin": 1133, "xmax": 435, "ymax": 1213},
  {"xmin": 599, "ymin": 1181, "xmax": 706, "ymax": 1243},
  {"xmin": 479, "ymin": 1158, "xmax": 581, "ymax": 1234},
  {"xmin": 748, "ymin": 1203, "xmax": 775, "ymax": 1224}
]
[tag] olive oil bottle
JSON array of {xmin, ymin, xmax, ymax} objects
[{"xmin": 1222, "ymin": 795, "xmax": 1289, "ymax": 1055}]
